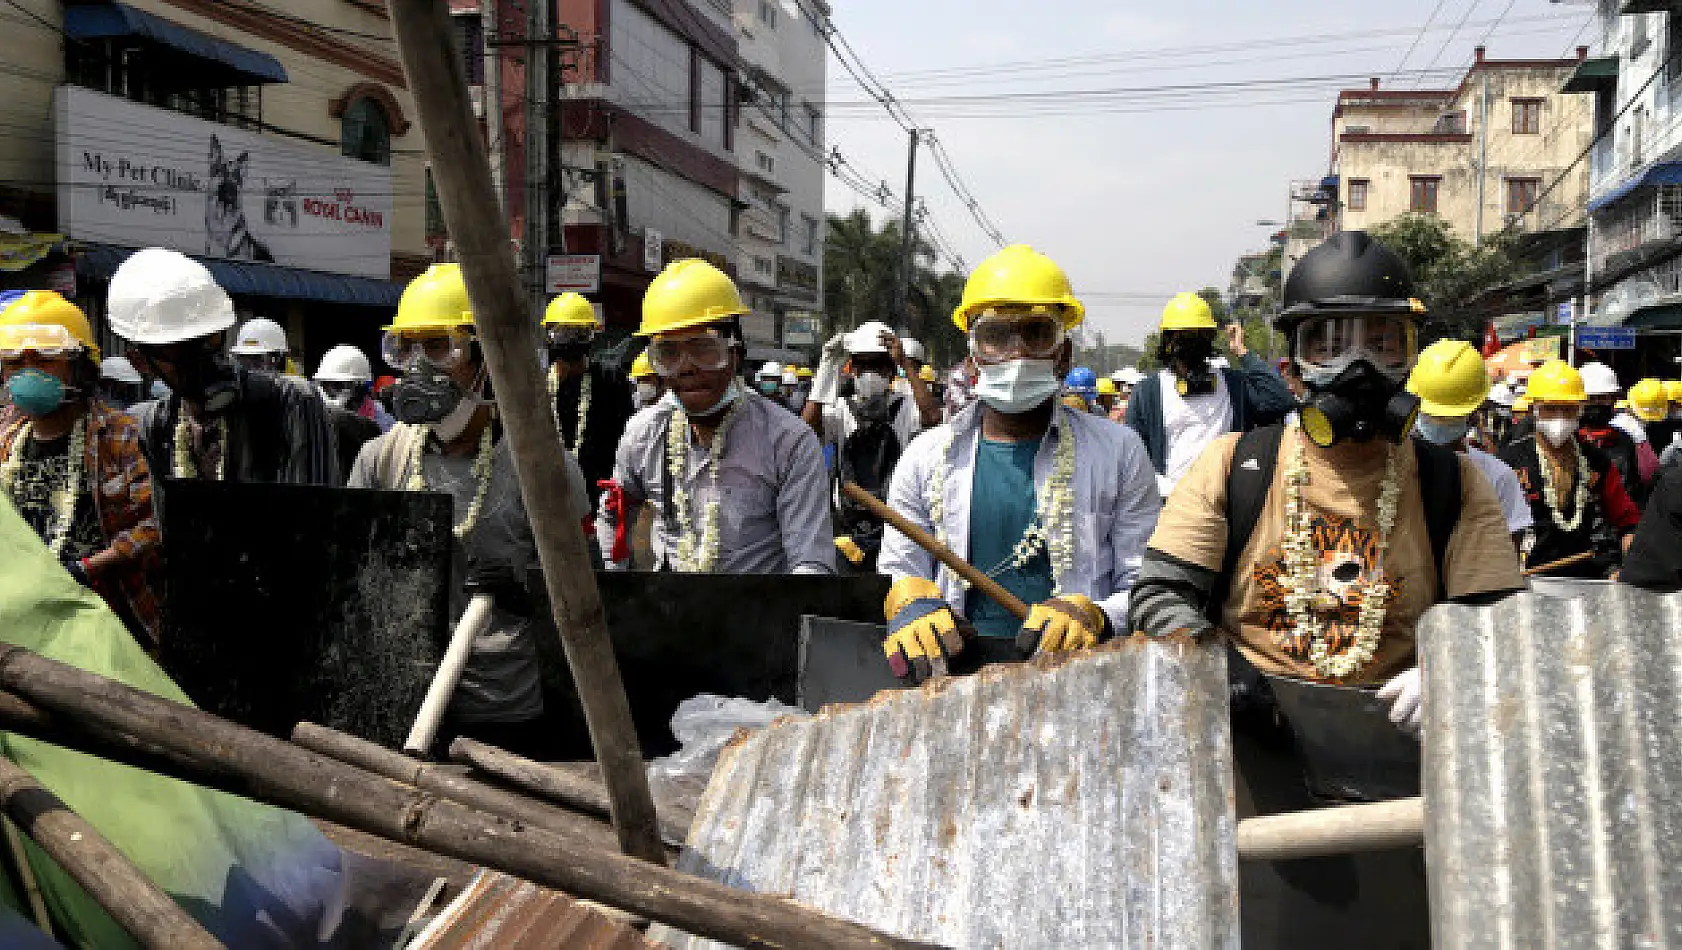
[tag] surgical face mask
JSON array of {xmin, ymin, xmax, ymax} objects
[
  {"xmin": 972, "ymin": 358, "xmax": 1061, "ymax": 414},
  {"xmin": 1537, "ymin": 417, "xmax": 1578, "ymax": 447},
  {"xmin": 663, "ymin": 379, "xmax": 740, "ymax": 418},
  {"xmin": 635, "ymin": 381, "xmax": 659, "ymax": 407},
  {"xmin": 757, "ymin": 379, "xmax": 781, "ymax": 396},
  {"xmin": 853, "ymin": 371, "xmax": 890, "ymax": 401},
  {"xmin": 5, "ymin": 369, "xmax": 66, "ymax": 417},
  {"xmin": 1415, "ymin": 415, "xmax": 1469, "ymax": 447}
]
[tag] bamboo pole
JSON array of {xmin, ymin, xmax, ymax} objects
[
  {"xmin": 1521, "ymin": 550, "xmax": 1595, "ymax": 576},
  {"xmin": 382, "ymin": 0, "xmax": 663, "ymax": 863},
  {"xmin": 1236, "ymin": 797, "xmax": 1424, "ymax": 861},
  {"xmin": 448, "ymin": 737, "xmax": 692, "ymax": 845},
  {"xmin": 842, "ymin": 480, "xmax": 1028, "ymax": 620},
  {"xmin": 0, "ymin": 645, "xmax": 932, "ymax": 950},
  {"xmin": 0, "ymin": 756, "xmax": 222, "ymax": 949},
  {"xmin": 292, "ymin": 723, "xmax": 665, "ymax": 855}
]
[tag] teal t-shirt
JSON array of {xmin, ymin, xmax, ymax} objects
[{"xmin": 966, "ymin": 437, "xmax": 1054, "ymax": 639}]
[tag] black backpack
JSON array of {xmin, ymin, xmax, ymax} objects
[
  {"xmin": 835, "ymin": 397, "xmax": 906, "ymax": 556},
  {"xmin": 1210, "ymin": 424, "xmax": 1463, "ymax": 622}
]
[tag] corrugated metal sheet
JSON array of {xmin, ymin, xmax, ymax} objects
[
  {"xmin": 654, "ymin": 636, "xmax": 1237, "ymax": 949},
  {"xmin": 411, "ymin": 870, "xmax": 655, "ymax": 950},
  {"xmin": 1419, "ymin": 586, "xmax": 1682, "ymax": 950}
]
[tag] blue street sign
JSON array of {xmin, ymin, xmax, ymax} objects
[
  {"xmin": 1575, "ymin": 326, "xmax": 1637, "ymax": 350},
  {"xmin": 1556, "ymin": 301, "xmax": 1574, "ymax": 325}
]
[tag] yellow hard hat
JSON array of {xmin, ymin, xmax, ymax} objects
[
  {"xmin": 1096, "ymin": 377, "xmax": 1119, "ymax": 396},
  {"xmin": 1526, "ymin": 359, "xmax": 1586, "ymax": 404},
  {"xmin": 918, "ymin": 364, "xmax": 936, "ymax": 382},
  {"xmin": 544, "ymin": 291, "xmax": 599, "ymax": 328},
  {"xmin": 1406, "ymin": 338, "xmax": 1489, "ymax": 417},
  {"xmin": 637, "ymin": 259, "xmax": 749, "ymax": 337},
  {"xmin": 1666, "ymin": 380, "xmax": 1682, "ymax": 403},
  {"xmin": 952, "ymin": 245, "xmax": 1085, "ymax": 333},
  {"xmin": 1629, "ymin": 378, "xmax": 1669, "ymax": 422},
  {"xmin": 386, "ymin": 264, "xmax": 474, "ymax": 333},
  {"xmin": 1159, "ymin": 292, "xmax": 1217, "ymax": 332},
  {"xmin": 796, "ymin": 366, "xmax": 813, "ymax": 380},
  {"xmin": 629, "ymin": 350, "xmax": 655, "ymax": 380},
  {"xmin": 1512, "ymin": 395, "xmax": 1532, "ymax": 413},
  {"xmin": 0, "ymin": 291, "xmax": 100, "ymax": 363}
]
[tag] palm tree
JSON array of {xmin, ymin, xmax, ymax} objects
[{"xmin": 824, "ymin": 210, "xmax": 964, "ymax": 366}]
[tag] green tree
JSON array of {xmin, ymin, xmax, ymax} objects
[
  {"xmin": 823, "ymin": 209, "xmax": 968, "ymax": 370},
  {"xmin": 1367, "ymin": 214, "xmax": 1525, "ymax": 341}
]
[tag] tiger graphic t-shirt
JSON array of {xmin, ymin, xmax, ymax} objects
[{"xmin": 1147, "ymin": 428, "xmax": 1523, "ymax": 685}]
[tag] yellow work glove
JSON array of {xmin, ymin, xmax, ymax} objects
[
  {"xmin": 835, "ymin": 535, "xmax": 866, "ymax": 565},
  {"xmin": 882, "ymin": 576, "xmax": 964, "ymax": 683},
  {"xmin": 1016, "ymin": 594, "xmax": 1108, "ymax": 656}
]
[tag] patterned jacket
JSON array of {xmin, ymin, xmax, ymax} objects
[{"xmin": 0, "ymin": 401, "xmax": 164, "ymax": 647}]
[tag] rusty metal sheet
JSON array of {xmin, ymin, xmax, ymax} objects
[
  {"xmin": 410, "ymin": 870, "xmax": 655, "ymax": 950},
  {"xmin": 654, "ymin": 636, "xmax": 1237, "ymax": 949},
  {"xmin": 1419, "ymin": 586, "xmax": 1682, "ymax": 950}
]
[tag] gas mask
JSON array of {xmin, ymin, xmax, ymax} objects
[
  {"xmin": 1298, "ymin": 359, "xmax": 1420, "ymax": 448},
  {"xmin": 1580, "ymin": 403, "xmax": 1614, "ymax": 430},
  {"xmin": 547, "ymin": 341, "xmax": 591, "ymax": 368},
  {"xmin": 853, "ymin": 371, "xmax": 891, "ymax": 401},
  {"xmin": 391, "ymin": 361, "xmax": 486, "ymax": 441},
  {"xmin": 162, "ymin": 346, "xmax": 240, "ymax": 415},
  {"xmin": 1163, "ymin": 331, "xmax": 1216, "ymax": 397}
]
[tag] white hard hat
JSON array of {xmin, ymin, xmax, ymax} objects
[
  {"xmin": 845, "ymin": 320, "xmax": 893, "ymax": 355},
  {"xmin": 780, "ymin": 369, "xmax": 798, "ymax": 385},
  {"xmin": 106, "ymin": 248, "xmax": 236, "ymax": 345},
  {"xmin": 757, "ymin": 360, "xmax": 784, "ymax": 379},
  {"xmin": 1580, "ymin": 361, "xmax": 1620, "ymax": 397},
  {"xmin": 99, "ymin": 355, "xmax": 143, "ymax": 384},
  {"xmin": 314, "ymin": 344, "xmax": 374, "ymax": 383},
  {"xmin": 1114, "ymin": 366, "xmax": 1145, "ymax": 385},
  {"xmin": 229, "ymin": 318, "xmax": 289, "ymax": 355},
  {"xmin": 1208, "ymin": 356, "xmax": 1230, "ymax": 370},
  {"xmin": 902, "ymin": 338, "xmax": 927, "ymax": 362},
  {"xmin": 1488, "ymin": 380, "xmax": 1515, "ymax": 407}
]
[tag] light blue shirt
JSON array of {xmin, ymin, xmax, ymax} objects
[{"xmin": 879, "ymin": 402, "xmax": 1162, "ymax": 630}]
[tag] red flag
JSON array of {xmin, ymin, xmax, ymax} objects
[{"xmin": 1480, "ymin": 321, "xmax": 1500, "ymax": 357}]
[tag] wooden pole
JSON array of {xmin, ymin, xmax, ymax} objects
[
  {"xmin": 0, "ymin": 756, "xmax": 222, "ymax": 949},
  {"xmin": 1235, "ymin": 797, "xmax": 1424, "ymax": 861},
  {"xmin": 0, "ymin": 645, "xmax": 932, "ymax": 950},
  {"xmin": 292, "ymin": 723, "xmax": 664, "ymax": 855},
  {"xmin": 448, "ymin": 737, "xmax": 691, "ymax": 845},
  {"xmin": 1521, "ymin": 550, "xmax": 1595, "ymax": 577},
  {"xmin": 403, "ymin": 593, "xmax": 493, "ymax": 757},
  {"xmin": 842, "ymin": 480, "xmax": 1028, "ymax": 620},
  {"xmin": 382, "ymin": 0, "xmax": 664, "ymax": 863}
]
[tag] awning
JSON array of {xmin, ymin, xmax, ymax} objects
[
  {"xmin": 1562, "ymin": 56, "xmax": 1618, "ymax": 94},
  {"xmin": 1627, "ymin": 302, "xmax": 1682, "ymax": 330},
  {"xmin": 74, "ymin": 244, "xmax": 402, "ymax": 308},
  {"xmin": 1587, "ymin": 161, "xmax": 1682, "ymax": 213},
  {"xmin": 1620, "ymin": 0, "xmax": 1682, "ymax": 14},
  {"xmin": 65, "ymin": 3, "xmax": 288, "ymax": 84}
]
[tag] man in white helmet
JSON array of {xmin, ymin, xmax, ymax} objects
[
  {"xmin": 753, "ymin": 360, "xmax": 787, "ymax": 410},
  {"xmin": 313, "ymin": 344, "xmax": 386, "ymax": 485},
  {"xmin": 113, "ymin": 249, "xmax": 337, "ymax": 485},
  {"xmin": 228, "ymin": 318, "xmax": 290, "ymax": 374},
  {"xmin": 98, "ymin": 355, "xmax": 147, "ymax": 409},
  {"xmin": 803, "ymin": 320, "xmax": 930, "ymax": 569}
]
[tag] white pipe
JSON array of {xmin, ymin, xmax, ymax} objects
[{"xmin": 404, "ymin": 593, "xmax": 496, "ymax": 757}]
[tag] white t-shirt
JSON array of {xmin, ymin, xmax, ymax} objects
[
  {"xmin": 1158, "ymin": 368, "xmax": 1233, "ymax": 497},
  {"xmin": 1464, "ymin": 446, "xmax": 1532, "ymax": 534},
  {"xmin": 821, "ymin": 394, "xmax": 922, "ymax": 452}
]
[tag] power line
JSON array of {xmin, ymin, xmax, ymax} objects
[
  {"xmin": 1388, "ymin": 0, "xmax": 1452, "ymax": 82},
  {"xmin": 1416, "ymin": 0, "xmax": 1485, "ymax": 87}
]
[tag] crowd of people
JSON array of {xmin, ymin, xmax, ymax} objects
[{"xmin": 2, "ymin": 232, "xmax": 1680, "ymax": 754}]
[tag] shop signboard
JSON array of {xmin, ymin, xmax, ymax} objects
[
  {"xmin": 1575, "ymin": 326, "xmax": 1637, "ymax": 350},
  {"xmin": 783, "ymin": 313, "xmax": 818, "ymax": 346},
  {"xmin": 55, "ymin": 85, "xmax": 392, "ymax": 279},
  {"xmin": 544, "ymin": 253, "xmax": 601, "ymax": 294}
]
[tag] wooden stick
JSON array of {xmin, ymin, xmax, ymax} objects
[
  {"xmin": 448, "ymin": 737, "xmax": 692, "ymax": 845},
  {"xmin": 1235, "ymin": 797, "xmax": 1423, "ymax": 861},
  {"xmin": 293, "ymin": 723, "xmax": 659, "ymax": 856},
  {"xmin": 403, "ymin": 593, "xmax": 493, "ymax": 756},
  {"xmin": 384, "ymin": 0, "xmax": 664, "ymax": 864},
  {"xmin": 1521, "ymin": 550, "xmax": 1596, "ymax": 577},
  {"xmin": 0, "ymin": 755, "xmax": 222, "ymax": 949},
  {"xmin": 2, "ymin": 817, "xmax": 51, "ymax": 937},
  {"xmin": 842, "ymin": 480, "xmax": 1028, "ymax": 620},
  {"xmin": 0, "ymin": 645, "xmax": 930, "ymax": 949}
]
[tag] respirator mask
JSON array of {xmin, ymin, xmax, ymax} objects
[
  {"xmin": 1580, "ymin": 403, "xmax": 1614, "ymax": 430},
  {"xmin": 1293, "ymin": 313, "xmax": 1420, "ymax": 447},
  {"xmin": 134, "ymin": 337, "xmax": 239, "ymax": 415},
  {"xmin": 1163, "ymin": 330, "xmax": 1216, "ymax": 397},
  {"xmin": 391, "ymin": 362, "xmax": 486, "ymax": 441},
  {"xmin": 545, "ymin": 324, "xmax": 593, "ymax": 369}
]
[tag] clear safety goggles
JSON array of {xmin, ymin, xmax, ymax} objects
[
  {"xmin": 544, "ymin": 324, "xmax": 596, "ymax": 348},
  {"xmin": 381, "ymin": 329, "xmax": 470, "ymax": 372},
  {"xmin": 1293, "ymin": 313, "xmax": 1417, "ymax": 379},
  {"xmin": 0, "ymin": 324, "xmax": 85, "ymax": 361},
  {"xmin": 968, "ymin": 308, "xmax": 1066, "ymax": 365},
  {"xmin": 647, "ymin": 330, "xmax": 732, "ymax": 377}
]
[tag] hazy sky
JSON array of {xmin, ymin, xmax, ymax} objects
[{"xmin": 818, "ymin": 0, "xmax": 1596, "ymax": 345}]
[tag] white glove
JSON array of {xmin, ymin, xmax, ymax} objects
[
  {"xmin": 1375, "ymin": 667, "xmax": 1423, "ymax": 740},
  {"xmin": 809, "ymin": 333, "xmax": 847, "ymax": 406}
]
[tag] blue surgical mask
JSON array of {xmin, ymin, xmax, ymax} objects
[
  {"xmin": 6, "ymin": 369, "xmax": 66, "ymax": 417},
  {"xmin": 972, "ymin": 358, "xmax": 1060, "ymax": 414},
  {"xmin": 1414, "ymin": 415, "xmax": 1469, "ymax": 446}
]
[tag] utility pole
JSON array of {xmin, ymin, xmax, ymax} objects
[
  {"xmin": 524, "ymin": 0, "xmax": 551, "ymax": 319},
  {"xmin": 892, "ymin": 127, "xmax": 919, "ymax": 335}
]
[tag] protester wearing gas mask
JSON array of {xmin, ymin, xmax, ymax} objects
[
  {"xmin": 348, "ymin": 264, "xmax": 588, "ymax": 759},
  {"xmin": 0, "ymin": 291, "xmax": 164, "ymax": 650},
  {"xmin": 1128, "ymin": 231, "xmax": 1523, "ymax": 743},
  {"xmin": 113, "ymin": 248, "xmax": 337, "ymax": 486},
  {"xmin": 1499, "ymin": 359, "xmax": 1641, "ymax": 579},
  {"xmin": 1125, "ymin": 292, "xmax": 1295, "ymax": 498},
  {"xmin": 1406, "ymin": 339, "xmax": 1531, "ymax": 548},
  {"xmin": 1575, "ymin": 362, "xmax": 1650, "ymax": 507},
  {"xmin": 542, "ymin": 292, "xmax": 632, "ymax": 526},
  {"xmin": 802, "ymin": 321, "xmax": 927, "ymax": 571},
  {"xmin": 596, "ymin": 259, "xmax": 833, "ymax": 574},
  {"xmin": 877, "ymin": 245, "xmax": 1160, "ymax": 683},
  {"xmin": 228, "ymin": 318, "xmax": 291, "ymax": 375},
  {"xmin": 311, "ymin": 344, "xmax": 386, "ymax": 487}
]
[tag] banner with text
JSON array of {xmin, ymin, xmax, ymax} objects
[{"xmin": 55, "ymin": 85, "xmax": 393, "ymax": 280}]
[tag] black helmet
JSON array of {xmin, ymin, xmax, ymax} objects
[{"xmin": 1278, "ymin": 231, "xmax": 1421, "ymax": 335}]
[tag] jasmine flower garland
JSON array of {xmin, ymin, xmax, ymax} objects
[
  {"xmin": 548, "ymin": 363, "xmax": 591, "ymax": 452},
  {"xmin": 664, "ymin": 385, "xmax": 742, "ymax": 573},
  {"xmin": 1539, "ymin": 438, "xmax": 1590, "ymax": 533},
  {"xmin": 0, "ymin": 418, "xmax": 86, "ymax": 557},
  {"xmin": 172, "ymin": 414, "xmax": 226, "ymax": 481},
  {"xmin": 406, "ymin": 425, "xmax": 495, "ymax": 540}
]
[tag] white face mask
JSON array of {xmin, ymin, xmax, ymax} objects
[
  {"xmin": 972, "ymin": 358, "xmax": 1061, "ymax": 414},
  {"xmin": 326, "ymin": 391, "xmax": 353, "ymax": 410},
  {"xmin": 1537, "ymin": 417, "xmax": 1578, "ymax": 447},
  {"xmin": 635, "ymin": 381, "xmax": 658, "ymax": 407},
  {"xmin": 853, "ymin": 371, "xmax": 890, "ymax": 400},
  {"xmin": 433, "ymin": 391, "xmax": 484, "ymax": 442}
]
